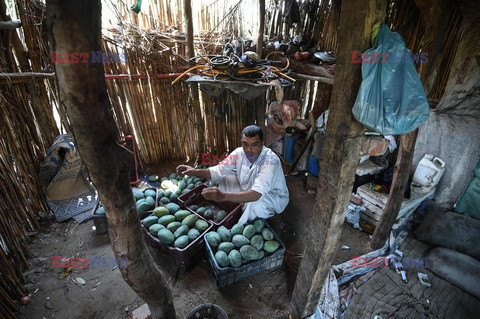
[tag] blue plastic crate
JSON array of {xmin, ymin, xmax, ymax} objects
[{"xmin": 205, "ymin": 221, "xmax": 285, "ymax": 287}]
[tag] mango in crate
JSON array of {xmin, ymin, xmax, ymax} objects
[
  {"xmin": 142, "ymin": 216, "xmax": 158, "ymax": 228},
  {"xmin": 263, "ymin": 240, "xmax": 280, "ymax": 253},
  {"xmin": 194, "ymin": 220, "xmax": 209, "ymax": 232},
  {"xmin": 187, "ymin": 228, "xmax": 200, "ymax": 241},
  {"xmin": 215, "ymin": 251, "xmax": 229, "ymax": 268},
  {"xmin": 182, "ymin": 214, "xmax": 198, "ymax": 227},
  {"xmin": 148, "ymin": 224, "xmax": 164, "ymax": 236},
  {"xmin": 174, "ymin": 235, "xmax": 189, "ymax": 249},
  {"xmin": 232, "ymin": 234, "xmax": 250, "ymax": 248},
  {"xmin": 157, "ymin": 229, "xmax": 174, "ymax": 245},
  {"xmin": 240, "ymin": 245, "xmax": 260, "ymax": 261},
  {"xmin": 228, "ymin": 249, "xmax": 242, "ymax": 267},
  {"xmin": 166, "ymin": 221, "xmax": 182, "ymax": 233},
  {"xmin": 153, "ymin": 206, "xmax": 169, "ymax": 218},
  {"xmin": 206, "ymin": 231, "xmax": 221, "ymax": 247},
  {"xmin": 218, "ymin": 242, "xmax": 235, "ymax": 254}
]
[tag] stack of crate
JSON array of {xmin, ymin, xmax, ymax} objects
[{"xmin": 356, "ymin": 183, "xmax": 388, "ymax": 226}]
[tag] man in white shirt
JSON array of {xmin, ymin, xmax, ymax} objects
[{"xmin": 176, "ymin": 125, "xmax": 289, "ymax": 224}]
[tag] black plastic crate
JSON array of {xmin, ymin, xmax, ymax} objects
[
  {"xmin": 205, "ymin": 221, "xmax": 285, "ymax": 287},
  {"xmin": 141, "ymin": 212, "xmax": 213, "ymax": 270}
]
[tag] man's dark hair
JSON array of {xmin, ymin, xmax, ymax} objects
[{"xmin": 242, "ymin": 125, "xmax": 263, "ymax": 142}]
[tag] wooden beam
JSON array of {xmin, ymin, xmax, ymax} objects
[
  {"xmin": 183, "ymin": 0, "xmax": 205, "ymax": 163},
  {"xmin": 274, "ymin": 56, "xmax": 335, "ymax": 79},
  {"xmin": 370, "ymin": 0, "xmax": 448, "ymax": 249},
  {"xmin": 183, "ymin": 0, "xmax": 194, "ymax": 61},
  {"xmin": 370, "ymin": 130, "xmax": 418, "ymax": 249},
  {"xmin": 290, "ymin": 72, "xmax": 334, "ymax": 85},
  {"xmin": 0, "ymin": 20, "xmax": 21, "ymax": 30},
  {"xmin": 290, "ymin": 0, "xmax": 387, "ymax": 317},
  {"xmin": 256, "ymin": 0, "xmax": 265, "ymax": 57},
  {"xmin": 0, "ymin": 72, "xmax": 55, "ymax": 84}
]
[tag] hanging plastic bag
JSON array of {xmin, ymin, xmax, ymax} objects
[{"xmin": 352, "ymin": 24, "xmax": 430, "ymax": 135}]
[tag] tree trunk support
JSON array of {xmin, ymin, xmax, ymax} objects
[
  {"xmin": 46, "ymin": 1, "xmax": 176, "ymax": 318},
  {"xmin": 183, "ymin": 0, "xmax": 205, "ymax": 164},
  {"xmin": 256, "ymin": 0, "xmax": 265, "ymax": 57},
  {"xmin": 290, "ymin": 0, "xmax": 386, "ymax": 317}
]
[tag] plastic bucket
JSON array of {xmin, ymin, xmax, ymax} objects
[{"xmin": 187, "ymin": 303, "xmax": 228, "ymax": 319}]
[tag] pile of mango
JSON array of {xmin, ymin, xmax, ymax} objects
[
  {"xmin": 141, "ymin": 202, "xmax": 210, "ymax": 249},
  {"xmin": 205, "ymin": 220, "xmax": 281, "ymax": 268},
  {"xmin": 188, "ymin": 205, "xmax": 227, "ymax": 223},
  {"xmin": 152, "ymin": 172, "xmax": 218, "ymax": 205},
  {"xmin": 95, "ymin": 188, "xmax": 156, "ymax": 215}
]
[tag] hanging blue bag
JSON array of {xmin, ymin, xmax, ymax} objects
[{"xmin": 352, "ymin": 24, "xmax": 430, "ymax": 135}]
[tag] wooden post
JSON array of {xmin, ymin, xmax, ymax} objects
[
  {"xmin": 290, "ymin": 0, "xmax": 386, "ymax": 317},
  {"xmin": 46, "ymin": 1, "xmax": 176, "ymax": 318},
  {"xmin": 183, "ymin": 0, "xmax": 205, "ymax": 163},
  {"xmin": 371, "ymin": 130, "xmax": 418, "ymax": 249},
  {"xmin": 370, "ymin": 0, "xmax": 448, "ymax": 249},
  {"xmin": 257, "ymin": 0, "xmax": 265, "ymax": 57}
]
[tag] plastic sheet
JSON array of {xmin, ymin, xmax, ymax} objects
[{"xmin": 352, "ymin": 25, "xmax": 430, "ymax": 135}]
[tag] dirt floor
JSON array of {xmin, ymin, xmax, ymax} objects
[{"xmin": 18, "ymin": 162, "xmax": 372, "ymax": 319}]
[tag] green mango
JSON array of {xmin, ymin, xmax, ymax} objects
[
  {"xmin": 148, "ymin": 223, "xmax": 164, "ymax": 236},
  {"xmin": 194, "ymin": 219, "xmax": 209, "ymax": 232},
  {"xmin": 263, "ymin": 240, "xmax": 280, "ymax": 253},
  {"xmin": 214, "ymin": 210, "xmax": 227, "ymax": 222},
  {"xmin": 262, "ymin": 228, "xmax": 275, "ymax": 241},
  {"xmin": 173, "ymin": 225, "xmax": 189, "ymax": 238},
  {"xmin": 144, "ymin": 189, "xmax": 156, "ymax": 198},
  {"xmin": 253, "ymin": 219, "xmax": 265, "ymax": 233},
  {"xmin": 153, "ymin": 206, "xmax": 169, "ymax": 218},
  {"xmin": 187, "ymin": 228, "xmax": 200, "ymax": 241},
  {"xmin": 157, "ymin": 229, "xmax": 174, "ymax": 245},
  {"xmin": 174, "ymin": 210, "xmax": 190, "ymax": 221},
  {"xmin": 250, "ymin": 234, "xmax": 264, "ymax": 250},
  {"xmin": 228, "ymin": 249, "xmax": 242, "ymax": 267},
  {"xmin": 243, "ymin": 225, "xmax": 256, "ymax": 239},
  {"xmin": 240, "ymin": 245, "xmax": 260, "ymax": 261},
  {"xmin": 232, "ymin": 234, "xmax": 250, "ymax": 248},
  {"xmin": 158, "ymin": 215, "xmax": 175, "ymax": 226},
  {"xmin": 218, "ymin": 242, "xmax": 235, "ymax": 254},
  {"xmin": 230, "ymin": 223, "xmax": 244, "ymax": 236},
  {"xmin": 174, "ymin": 235, "xmax": 189, "ymax": 249},
  {"xmin": 206, "ymin": 231, "xmax": 221, "ymax": 247},
  {"xmin": 217, "ymin": 226, "xmax": 232, "ymax": 242},
  {"xmin": 142, "ymin": 216, "xmax": 158, "ymax": 228},
  {"xmin": 166, "ymin": 221, "xmax": 182, "ymax": 233},
  {"xmin": 215, "ymin": 251, "xmax": 229, "ymax": 268}
]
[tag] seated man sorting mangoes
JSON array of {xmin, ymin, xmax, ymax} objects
[{"xmin": 176, "ymin": 125, "xmax": 289, "ymax": 224}]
